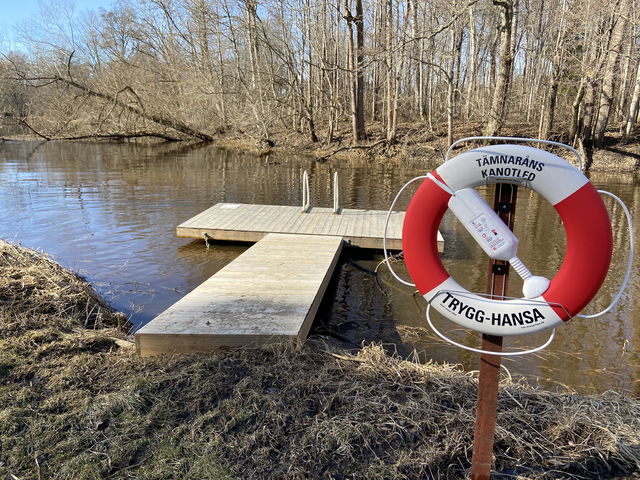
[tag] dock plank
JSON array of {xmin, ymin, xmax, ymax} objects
[
  {"xmin": 176, "ymin": 203, "xmax": 443, "ymax": 251},
  {"xmin": 135, "ymin": 233, "xmax": 344, "ymax": 356}
]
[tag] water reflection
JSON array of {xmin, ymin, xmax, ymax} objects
[{"xmin": 0, "ymin": 140, "xmax": 638, "ymax": 395}]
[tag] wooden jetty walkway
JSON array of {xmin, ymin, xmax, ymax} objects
[
  {"xmin": 175, "ymin": 202, "xmax": 444, "ymax": 251},
  {"xmin": 135, "ymin": 203, "xmax": 444, "ymax": 356},
  {"xmin": 136, "ymin": 233, "xmax": 342, "ymax": 356}
]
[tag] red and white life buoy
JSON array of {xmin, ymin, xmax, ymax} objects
[{"xmin": 402, "ymin": 144, "xmax": 613, "ymax": 336}]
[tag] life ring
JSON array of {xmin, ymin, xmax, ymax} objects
[{"xmin": 402, "ymin": 144, "xmax": 613, "ymax": 336}]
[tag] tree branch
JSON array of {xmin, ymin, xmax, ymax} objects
[
  {"xmin": 316, "ymin": 139, "xmax": 387, "ymax": 162},
  {"xmin": 6, "ymin": 58, "xmax": 214, "ymax": 142},
  {"xmin": 3, "ymin": 112, "xmax": 51, "ymax": 140}
]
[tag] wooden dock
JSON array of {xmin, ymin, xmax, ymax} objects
[
  {"xmin": 176, "ymin": 203, "xmax": 444, "ymax": 251},
  {"xmin": 135, "ymin": 202, "xmax": 445, "ymax": 355},
  {"xmin": 136, "ymin": 233, "xmax": 343, "ymax": 356}
]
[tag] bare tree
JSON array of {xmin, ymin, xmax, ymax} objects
[
  {"xmin": 1, "ymin": 0, "xmax": 638, "ymax": 149},
  {"xmin": 343, "ymin": 0, "xmax": 366, "ymax": 142},
  {"xmin": 593, "ymin": 0, "xmax": 629, "ymax": 146},
  {"xmin": 623, "ymin": 62, "xmax": 640, "ymax": 141},
  {"xmin": 484, "ymin": 0, "xmax": 514, "ymax": 137}
]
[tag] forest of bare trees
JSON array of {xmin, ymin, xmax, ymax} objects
[{"xmin": 0, "ymin": 0, "xmax": 639, "ymax": 152}]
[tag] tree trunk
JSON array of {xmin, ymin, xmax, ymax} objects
[
  {"xmin": 354, "ymin": 0, "xmax": 366, "ymax": 140},
  {"xmin": 593, "ymin": 0, "xmax": 628, "ymax": 147},
  {"xmin": 623, "ymin": 63, "xmax": 640, "ymax": 141},
  {"xmin": 55, "ymin": 76, "xmax": 214, "ymax": 141},
  {"xmin": 484, "ymin": 0, "xmax": 514, "ymax": 137},
  {"xmin": 244, "ymin": 0, "xmax": 260, "ymax": 90},
  {"xmin": 447, "ymin": 75, "xmax": 454, "ymax": 146},
  {"xmin": 214, "ymin": 0, "xmax": 228, "ymax": 126},
  {"xmin": 571, "ymin": 10, "xmax": 603, "ymax": 148},
  {"xmin": 344, "ymin": 0, "xmax": 366, "ymax": 143},
  {"xmin": 384, "ymin": 0, "xmax": 395, "ymax": 142},
  {"xmin": 539, "ymin": 76, "xmax": 558, "ymax": 140},
  {"xmin": 540, "ymin": 1, "xmax": 566, "ymax": 140},
  {"xmin": 465, "ymin": 5, "xmax": 477, "ymax": 119},
  {"xmin": 417, "ymin": 34, "xmax": 426, "ymax": 120},
  {"xmin": 568, "ymin": 78, "xmax": 586, "ymax": 144},
  {"xmin": 616, "ymin": 36, "xmax": 633, "ymax": 123},
  {"xmin": 304, "ymin": 2, "xmax": 318, "ymax": 143},
  {"xmin": 370, "ymin": 0, "xmax": 380, "ymax": 122}
]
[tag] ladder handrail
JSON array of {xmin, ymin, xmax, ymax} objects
[
  {"xmin": 333, "ymin": 171, "xmax": 341, "ymax": 214},
  {"xmin": 302, "ymin": 170, "xmax": 341, "ymax": 214},
  {"xmin": 301, "ymin": 170, "xmax": 311, "ymax": 213}
]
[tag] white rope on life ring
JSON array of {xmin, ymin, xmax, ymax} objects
[{"xmin": 402, "ymin": 143, "xmax": 613, "ymax": 337}]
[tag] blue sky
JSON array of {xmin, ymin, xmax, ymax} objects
[
  {"xmin": 1, "ymin": 0, "xmax": 116, "ymax": 49},
  {"xmin": 2, "ymin": 0, "xmax": 115, "ymax": 25}
]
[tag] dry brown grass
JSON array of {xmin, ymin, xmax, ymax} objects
[
  {"xmin": 0, "ymin": 239, "xmax": 127, "ymax": 331},
  {"xmin": 1, "ymin": 240, "xmax": 639, "ymax": 479}
]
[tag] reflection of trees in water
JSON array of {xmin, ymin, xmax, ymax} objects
[{"xmin": 504, "ymin": 182, "xmax": 639, "ymax": 393}]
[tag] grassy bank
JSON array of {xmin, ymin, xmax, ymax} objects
[{"xmin": 1, "ymin": 239, "xmax": 639, "ymax": 479}]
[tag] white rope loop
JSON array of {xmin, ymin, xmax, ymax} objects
[
  {"xmin": 577, "ymin": 190, "xmax": 634, "ymax": 318},
  {"xmin": 426, "ymin": 303, "xmax": 556, "ymax": 356},
  {"xmin": 445, "ymin": 136, "xmax": 583, "ymax": 171},
  {"xmin": 383, "ymin": 175, "xmax": 429, "ymax": 287}
]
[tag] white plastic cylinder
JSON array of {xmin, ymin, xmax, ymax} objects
[
  {"xmin": 448, "ymin": 188, "xmax": 550, "ymax": 299},
  {"xmin": 448, "ymin": 188, "xmax": 518, "ymax": 261}
]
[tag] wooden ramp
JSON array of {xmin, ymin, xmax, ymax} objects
[
  {"xmin": 176, "ymin": 203, "xmax": 444, "ymax": 251},
  {"xmin": 135, "ymin": 233, "xmax": 343, "ymax": 356}
]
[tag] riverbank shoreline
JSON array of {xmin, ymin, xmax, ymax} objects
[
  {"xmin": 216, "ymin": 122, "xmax": 640, "ymax": 174},
  {"xmin": 1, "ymin": 239, "xmax": 639, "ymax": 479},
  {"xmin": 3, "ymin": 122, "xmax": 639, "ymax": 173}
]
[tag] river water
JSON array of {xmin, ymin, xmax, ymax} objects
[{"xmin": 1, "ymin": 140, "xmax": 638, "ymax": 395}]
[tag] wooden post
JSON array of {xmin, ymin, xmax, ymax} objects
[{"xmin": 470, "ymin": 183, "xmax": 518, "ymax": 480}]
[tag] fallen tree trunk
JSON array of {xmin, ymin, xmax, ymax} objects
[
  {"xmin": 60, "ymin": 132, "xmax": 180, "ymax": 142},
  {"xmin": 6, "ymin": 61, "xmax": 214, "ymax": 142},
  {"xmin": 3, "ymin": 112, "xmax": 181, "ymax": 143},
  {"xmin": 57, "ymin": 77, "xmax": 215, "ymax": 142},
  {"xmin": 3, "ymin": 112, "xmax": 51, "ymax": 140}
]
